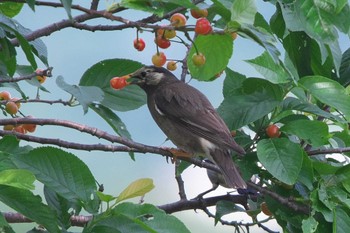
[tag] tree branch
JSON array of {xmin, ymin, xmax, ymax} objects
[
  {"xmin": 158, "ymin": 194, "xmax": 248, "ymax": 214},
  {"xmin": 247, "ymin": 182, "xmax": 310, "ymax": 215}
]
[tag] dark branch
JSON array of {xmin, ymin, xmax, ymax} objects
[{"xmin": 158, "ymin": 194, "xmax": 247, "ymax": 214}]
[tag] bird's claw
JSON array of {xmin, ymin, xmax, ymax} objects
[{"xmin": 162, "ymin": 147, "xmax": 192, "ymax": 163}]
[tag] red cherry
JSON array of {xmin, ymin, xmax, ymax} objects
[
  {"xmin": 110, "ymin": 77, "xmax": 128, "ymax": 90},
  {"xmin": 155, "ymin": 36, "xmax": 171, "ymax": 49},
  {"xmin": 152, "ymin": 52, "xmax": 167, "ymax": 67},
  {"xmin": 195, "ymin": 18, "xmax": 212, "ymax": 35},
  {"xmin": 170, "ymin": 13, "xmax": 187, "ymax": 27},
  {"xmin": 266, "ymin": 124, "xmax": 281, "ymax": 138},
  {"xmin": 133, "ymin": 38, "xmax": 146, "ymax": 51},
  {"xmin": 0, "ymin": 91, "xmax": 11, "ymax": 100}
]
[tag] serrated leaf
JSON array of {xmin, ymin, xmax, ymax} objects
[
  {"xmin": 246, "ymin": 51, "xmax": 292, "ymax": 84},
  {"xmin": 0, "ymin": 169, "xmax": 35, "ymax": 190},
  {"xmin": 218, "ymin": 78, "xmax": 284, "ymax": 129},
  {"xmin": 56, "ymin": 75, "xmax": 104, "ymax": 114},
  {"xmin": 298, "ymin": 76, "xmax": 350, "ymax": 121},
  {"xmin": 230, "ymin": 0, "xmax": 256, "ymax": 25},
  {"xmin": 79, "ymin": 59, "xmax": 146, "ymax": 112},
  {"xmin": 281, "ymin": 119, "xmax": 330, "ymax": 147},
  {"xmin": 187, "ymin": 34, "xmax": 232, "ymax": 81},
  {"xmin": 11, "ymin": 147, "xmax": 99, "ymax": 213},
  {"xmin": 257, "ymin": 138, "xmax": 303, "ymax": 185},
  {"xmin": 116, "ymin": 178, "xmax": 154, "ymax": 203},
  {"xmin": 0, "ymin": 185, "xmax": 60, "ymax": 233}
]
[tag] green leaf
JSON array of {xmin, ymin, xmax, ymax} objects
[
  {"xmin": 238, "ymin": 24, "xmax": 280, "ymax": 64},
  {"xmin": 113, "ymin": 202, "xmax": 190, "ymax": 233},
  {"xmin": 222, "ymin": 67, "xmax": 245, "ymax": 98},
  {"xmin": 120, "ymin": 0, "xmax": 183, "ymax": 16},
  {"xmin": 96, "ymin": 191, "xmax": 116, "ymax": 203},
  {"xmin": 44, "ymin": 185, "xmax": 74, "ymax": 229},
  {"xmin": 279, "ymin": 0, "xmax": 338, "ymax": 43},
  {"xmin": 0, "ymin": 185, "xmax": 60, "ymax": 233},
  {"xmin": 60, "ymin": 0, "xmax": 72, "ymax": 19},
  {"xmin": 79, "ymin": 59, "xmax": 146, "ymax": 112},
  {"xmin": 218, "ymin": 78, "xmax": 284, "ymax": 129},
  {"xmin": 281, "ymin": 97, "xmax": 345, "ymax": 123},
  {"xmin": 339, "ymin": 48, "xmax": 350, "ymax": 87},
  {"xmin": 56, "ymin": 75, "xmax": 104, "ymax": 114},
  {"xmin": 11, "ymin": 147, "xmax": 99, "ymax": 213},
  {"xmin": 281, "ymin": 119, "xmax": 330, "ymax": 147},
  {"xmin": 0, "ymin": 212, "xmax": 15, "ymax": 233},
  {"xmin": 187, "ymin": 34, "xmax": 233, "ymax": 81},
  {"xmin": 257, "ymin": 138, "xmax": 303, "ymax": 185},
  {"xmin": 215, "ymin": 200, "xmax": 245, "ymax": 225},
  {"xmin": 26, "ymin": 0, "xmax": 36, "ymax": 11},
  {"xmin": 230, "ymin": 0, "xmax": 256, "ymax": 25},
  {"xmin": 333, "ymin": 207, "xmax": 350, "ymax": 233},
  {"xmin": 298, "ymin": 153, "xmax": 314, "ymax": 190},
  {"xmin": 90, "ymin": 104, "xmax": 135, "ymax": 160},
  {"xmin": 246, "ymin": 51, "xmax": 292, "ymax": 84},
  {"xmin": 302, "ymin": 216, "xmax": 318, "ymax": 233},
  {"xmin": 0, "ymin": 37, "xmax": 16, "ymax": 77},
  {"xmin": 211, "ymin": 0, "xmax": 231, "ymax": 22},
  {"xmin": 89, "ymin": 104, "xmax": 131, "ymax": 139},
  {"xmin": 0, "ymin": 2, "xmax": 23, "ymax": 18},
  {"xmin": 0, "ymin": 169, "xmax": 35, "ymax": 190},
  {"xmin": 298, "ymin": 76, "xmax": 350, "ymax": 121},
  {"xmin": 14, "ymin": 31, "xmax": 37, "ymax": 69},
  {"xmin": 116, "ymin": 178, "xmax": 154, "ymax": 203}
]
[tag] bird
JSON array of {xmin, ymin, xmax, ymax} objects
[{"xmin": 125, "ymin": 65, "xmax": 247, "ymax": 189}]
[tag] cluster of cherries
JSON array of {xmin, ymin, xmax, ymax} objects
[
  {"xmin": 111, "ymin": 8, "xmax": 212, "ymax": 90},
  {"xmin": 0, "ymin": 70, "xmax": 46, "ymax": 134}
]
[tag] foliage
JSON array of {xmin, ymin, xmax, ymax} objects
[{"xmin": 0, "ymin": 0, "xmax": 349, "ymax": 232}]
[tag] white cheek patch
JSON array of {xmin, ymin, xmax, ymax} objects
[{"xmin": 147, "ymin": 72, "xmax": 164, "ymax": 85}]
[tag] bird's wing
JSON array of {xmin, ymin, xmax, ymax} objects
[{"xmin": 154, "ymin": 82, "xmax": 245, "ymax": 154}]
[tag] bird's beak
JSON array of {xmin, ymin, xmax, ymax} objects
[{"xmin": 120, "ymin": 72, "xmax": 143, "ymax": 85}]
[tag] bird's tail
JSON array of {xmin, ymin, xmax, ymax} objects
[{"xmin": 211, "ymin": 149, "xmax": 247, "ymax": 189}]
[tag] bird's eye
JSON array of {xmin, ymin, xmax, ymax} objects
[{"xmin": 141, "ymin": 71, "xmax": 147, "ymax": 77}]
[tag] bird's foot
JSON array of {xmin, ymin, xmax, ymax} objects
[{"xmin": 162, "ymin": 147, "xmax": 192, "ymax": 163}]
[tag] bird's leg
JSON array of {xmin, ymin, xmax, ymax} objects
[{"xmin": 162, "ymin": 147, "xmax": 193, "ymax": 163}]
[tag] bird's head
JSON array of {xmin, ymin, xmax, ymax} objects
[{"xmin": 124, "ymin": 66, "xmax": 178, "ymax": 89}]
